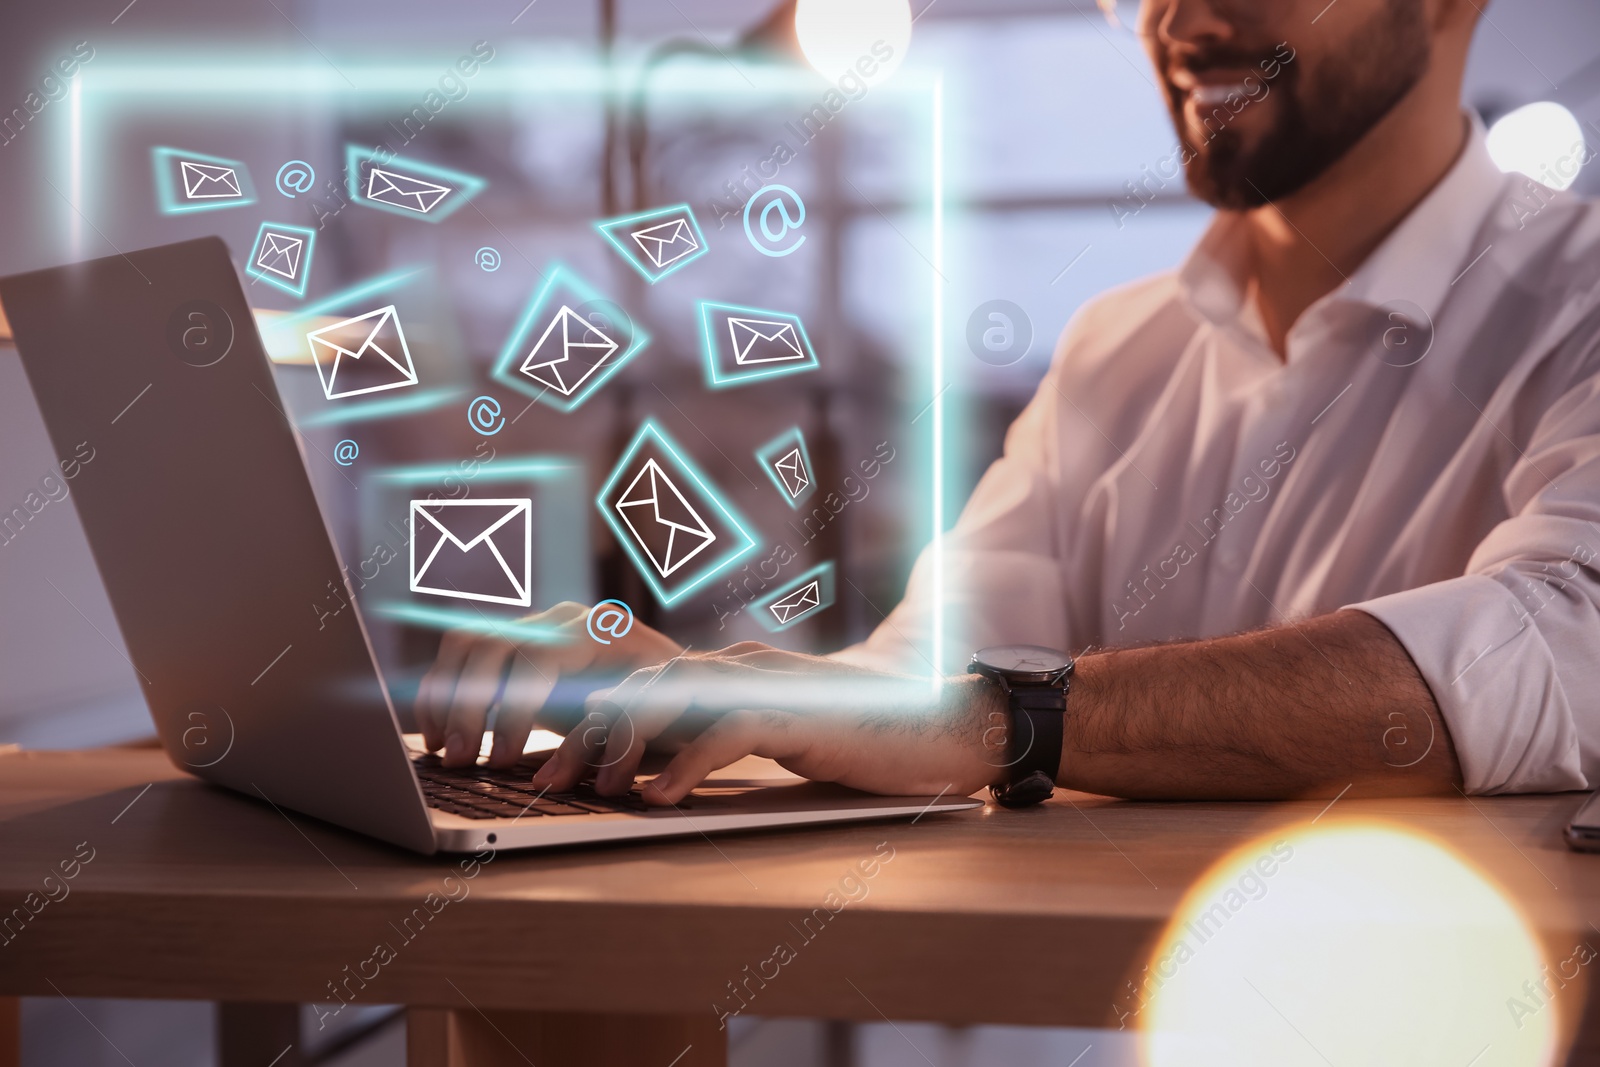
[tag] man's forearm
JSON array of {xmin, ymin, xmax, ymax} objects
[{"xmin": 1060, "ymin": 609, "xmax": 1462, "ymax": 799}]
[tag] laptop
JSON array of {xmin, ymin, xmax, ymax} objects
[{"xmin": 1, "ymin": 237, "xmax": 980, "ymax": 854}]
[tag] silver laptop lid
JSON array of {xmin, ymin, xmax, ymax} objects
[{"xmin": 2, "ymin": 237, "xmax": 435, "ymax": 853}]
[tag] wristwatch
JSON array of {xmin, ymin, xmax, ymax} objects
[{"xmin": 967, "ymin": 644, "xmax": 1074, "ymax": 808}]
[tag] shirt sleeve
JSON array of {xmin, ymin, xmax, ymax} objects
[
  {"xmin": 834, "ymin": 277, "xmax": 1187, "ymax": 676},
  {"xmin": 1349, "ymin": 362, "xmax": 1600, "ymax": 794},
  {"xmin": 833, "ymin": 346, "xmax": 1071, "ymax": 676}
]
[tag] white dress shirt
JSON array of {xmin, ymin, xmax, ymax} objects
[{"xmin": 847, "ymin": 115, "xmax": 1600, "ymax": 795}]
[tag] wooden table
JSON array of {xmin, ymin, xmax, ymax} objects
[{"xmin": 3, "ymin": 745, "xmax": 1600, "ymax": 1066}]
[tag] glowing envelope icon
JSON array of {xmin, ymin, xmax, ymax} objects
[
  {"xmin": 729, "ymin": 317, "xmax": 805, "ymax": 365},
  {"xmin": 518, "ymin": 306, "xmax": 621, "ymax": 397},
  {"xmin": 773, "ymin": 447, "xmax": 809, "ymax": 499},
  {"xmin": 245, "ymin": 222, "xmax": 317, "ymax": 298},
  {"xmin": 180, "ymin": 161, "xmax": 243, "ymax": 199},
  {"xmin": 755, "ymin": 428, "xmax": 816, "ymax": 508},
  {"xmin": 596, "ymin": 420, "xmax": 759, "ymax": 606},
  {"xmin": 595, "ymin": 204, "xmax": 709, "ymax": 283},
  {"xmin": 698, "ymin": 301, "xmax": 819, "ymax": 387},
  {"xmin": 410, "ymin": 499, "xmax": 533, "ymax": 607},
  {"xmin": 768, "ymin": 579, "xmax": 821, "ymax": 625},
  {"xmin": 254, "ymin": 232, "xmax": 303, "ymax": 280},
  {"xmin": 306, "ymin": 306, "xmax": 419, "ymax": 401},
  {"xmin": 614, "ymin": 459, "xmax": 718, "ymax": 578},
  {"xmin": 151, "ymin": 147, "xmax": 255, "ymax": 214},
  {"xmin": 490, "ymin": 264, "xmax": 651, "ymax": 412},
  {"xmin": 749, "ymin": 562, "xmax": 835, "ymax": 632},
  {"xmin": 367, "ymin": 168, "xmax": 452, "ymax": 214}
]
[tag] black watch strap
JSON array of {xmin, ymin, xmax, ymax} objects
[{"xmin": 991, "ymin": 682, "xmax": 1068, "ymax": 808}]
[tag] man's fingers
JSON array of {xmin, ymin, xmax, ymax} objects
[
  {"xmin": 588, "ymin": 704, "xmax": 649, "ymax": 796},
  {"xmin": 486, "ymin": 649, "xmax": 565, "ymax": 767},
  {"xmin": 527, "ymin": 671, "xmax": 685, "ymax": 796},
  {"xmin": 415, "ymin": 677, "xmax": 445, "ymax": 752},
  {"xmin": 529, "ymin": 705, "xmax": 613, "ymax": 793},
  {"xmin": 479, "ymin": 603, "xmax": 603, "ymax": 767},
  {"xmin": 588, "ymin": 654, "xmax": 816, "ymax": 795},
  {"xmin": 716, "ymin": 641, "xmax": 800, "ymax": 665},
  {"xmin": 585, "ymin": 657, "xmax": 716, "ymax": 794},
  {"xmin": 644, "ymin": 709, "xmax": 806, "ymax": 806},
  {"xmin": 418, "ymin": 600, "xmax": 691, "ymax": 766},
  {"xmin": 589, "ymin": 676, "xmax": 699, "ymax": 795},
  {"xmin": 439, "ymin": 638, "xmax": 517, "ymax": 766},
  {"xmin": 415, "ymin": 630, "xmax": 481, "ymax": 750},
  {"xmin": 541, "ymin": 601, "xmax": 591, "ymax": 625}
]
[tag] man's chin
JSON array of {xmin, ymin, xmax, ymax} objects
[
  {"xmin": 1181, "ymin": 151, "xmax": 1276, "ymax": 211},
  {"xmin": 1186, "ymin": 179, "xmax": 1270, "ymax": 211},
  {"xmin": 1168, "ymin": 106, "xmax": 1288, "ymax": 210}
]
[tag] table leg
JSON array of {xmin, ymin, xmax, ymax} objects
[
  {"xmin": 218, "ymin": 1003, "xmax": 305, "ymax": 1067},
  {"xmin": 407, "ymin": 1007, "xmax": 726, "ymax": 1067},
  {"xmin": 0, "ymin": 996, "xmax": 18, "ymax": 1067}
]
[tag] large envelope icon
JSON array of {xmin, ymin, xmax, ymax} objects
[
  {"xmin": 769, "ymin": 580, "xmax": 821, "ymax": 624},
  {"xmin": 410, "ymin": 499, "xmax": 532, "ymax": 607},
  {"xmin": 773, "ymin": 447, "xmax": 809, "ymax": 499},
  {"xmin": 630, "ymin": 218, "xmax": 700, "ymax": 269},
  {"xmin": 614, "ymin": 458, "xmax": 717, "ymax": 578},
  {"xmin": 305, "ymin": 305, "xmax": 419, "ymax": 401},
  {"xmin": 367, "ymin": 167, "xmax": 452, "ymax": 214},
  {"xmin": 254, "ymin": 232, "xmax": 304, "ymax": 280},
  {"xmin": 728, "ymin": 317, "xmax": 805, "ymax": 365},
  {"xmin": 181, "ymin": 161, "xmax": 243, "ymax": 200},
  {"xmin": 519, "ymin": 306, "xmax": 620, "ymax": 397}
]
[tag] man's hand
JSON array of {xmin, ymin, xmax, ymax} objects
[
  {"xmin": 415, "ymin": 601, "xmax": 682, "ymax": 768},
  {"xmin": 528, "ymin": 643, "xmax": 1008, "ymax": 805}
]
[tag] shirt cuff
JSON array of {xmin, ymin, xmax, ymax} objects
[{"xmin": 1347, "ymin": 574, "xmax": 1585, "ymax": 794}]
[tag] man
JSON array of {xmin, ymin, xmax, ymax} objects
[{"xmin": 419, "ymin": 0, "xmax": 1600, "ymax": 806}]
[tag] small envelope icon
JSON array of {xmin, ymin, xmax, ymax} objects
[
  {"xmin": 729, "ymin": 318, "xmax": 805, "ymax": 365},
  {"xmin": 615, "ymin": 458, "xmax": 717, "ymax": 578},
  {"xmin": 181, "ymin": 161, "xmax": 243, "ymax": 200},
  {"xmin": 631, "ymin": 218, "xmax": 700, "ymax": 270},
  {"xmin": 519, "ymin": 306, "xmax": 620, "ymax": 397},
  {"xmin": 769, "ymin": 580, "xmax": 821, "ymax": 625},
  {"xmin": 410, "ymin": 499, "xmax": 532, "ymax": 607},
  {"xmin": 773, "ymin": 447, "xmax": 810, "ymax": 499},
  {"xmin": 254, "ymin": 232, "xmax": 304, "ymax": 280},
  {"xmin": 367, "ymin": 167, "xmax": 452, "ymax": 214},
  {"xmin": 306, "ymin": 305, "xmax": 419, "ymax": 401}
]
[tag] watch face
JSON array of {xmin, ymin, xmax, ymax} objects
[{"xmin": 973, "ymin": 644, "xmax": 1071, "ymax": 676}]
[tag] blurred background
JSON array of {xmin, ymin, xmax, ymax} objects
[{"xmin": 1, "ymin": 0, "xmax": 1598, "ymax": 1064}]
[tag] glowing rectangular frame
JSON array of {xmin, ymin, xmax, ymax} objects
[{"xmin": 61, "ymin": 54, "xmax": 949, "ymax": 686}]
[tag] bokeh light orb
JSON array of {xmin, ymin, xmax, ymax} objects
[
  {"xmin": 794, "ymin": 0, "xmax": 911, "ymax": 85},
  {"xmin": 1487, "ymin": 101, "xmax": 1589, "ymax": 191},
  {"xmin": 1136, "ymin": 821, "xmax": 1561, "ymax": 1067}
]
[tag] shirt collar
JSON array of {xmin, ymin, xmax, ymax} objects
[
  {"xmin": 1177, "ymin": 111, "xmax": 1509, "ymax": 344},
  {"xmin": 1336, "ymin": 111, "xmax": 1505, "ymax": 322}
]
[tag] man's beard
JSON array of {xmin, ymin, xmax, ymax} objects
[{"xmin": 1167, "ymin": 6, "xmax": 1433, "ymax": 210}]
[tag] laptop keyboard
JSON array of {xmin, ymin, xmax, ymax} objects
[{"xmin": 412, "ymin": 754, "xmax": 662, "ymax": 820}]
